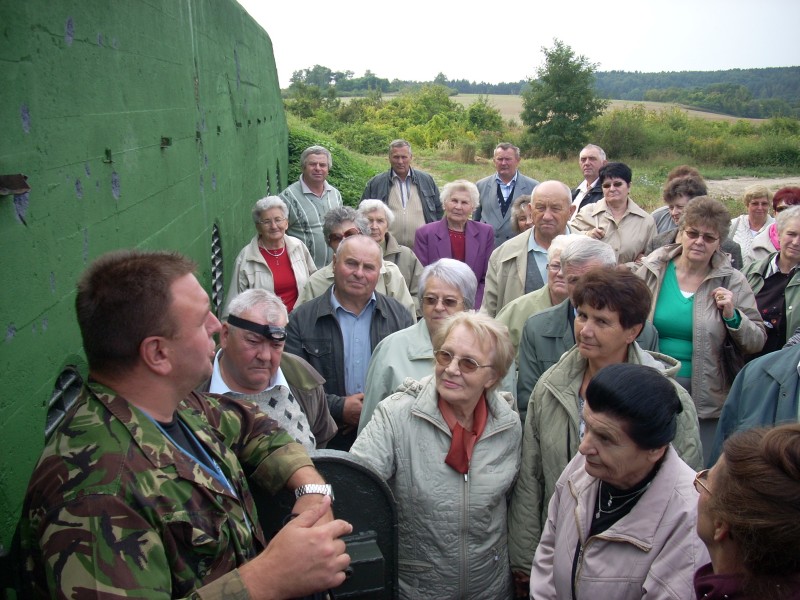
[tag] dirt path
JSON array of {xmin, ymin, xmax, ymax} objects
[{"xmin": 706, "ymin": 177, "xmax": 800, "ymax": 200}]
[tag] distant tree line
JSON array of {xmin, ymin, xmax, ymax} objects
[{"xmin": 287, "ymin": 65, "xmax": 799, "ymax": 118}]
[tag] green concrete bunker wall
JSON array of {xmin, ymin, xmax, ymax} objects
[{"xmin": 0, "ymin": 0, "xmax": 288, "ymax": 553}]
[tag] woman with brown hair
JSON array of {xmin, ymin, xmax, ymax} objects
[
  {"xmin": 695, "ymin": 423, "xmax": 800, "ymax": 599},
  {"xmin": 637, "ymin": 196, "xmax": 766, "ymax": 462}
]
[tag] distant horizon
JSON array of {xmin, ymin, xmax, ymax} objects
[{"xmin": 283, "ymin": 65, "xmax": 800, "ymax": 88}]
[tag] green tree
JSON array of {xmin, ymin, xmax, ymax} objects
[{"xmin": 521, "ymin": 39, "xmax": 607, "ymax": 159}]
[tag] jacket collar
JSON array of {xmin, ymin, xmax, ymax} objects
[
  {"xmin": 567, "ymin": 446, "xmax": 687, "ymax": 550},
  {"xmin": 86, "ymin": 381, "xmax": 236, "ymax": 496},
  {"xmin": 410, "ymin": 375, "xmax": 518, "ymax": 438}
]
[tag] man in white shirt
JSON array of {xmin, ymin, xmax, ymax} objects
[
  {"xmin": 206, "ymin": 289, "xmax": 337, "ymax": 450},
  {"xmin": 571, "ymin": 144, "xmax": 607, "ymax": 210}
]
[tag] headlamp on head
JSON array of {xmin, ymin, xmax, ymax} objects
[{"xmin": 227, "ymin": 314, "xmax": 287, "ymax": 342}]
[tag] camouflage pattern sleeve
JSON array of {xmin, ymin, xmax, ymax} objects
[
  {"xmin": 186, "ymin": 391, "xmax": 313, "ymax": 495},
  {"xmin": 20, "ymin": 384, "xmax": 311, "ymax": 599}
]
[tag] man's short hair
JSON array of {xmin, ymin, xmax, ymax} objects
[
  {"xmin": 580, "ymin": 144, "xmax": 606, "ymax": 161},
  {"xmin": 76, "ymin": 250, "xmax": 197, "ymax": 375},
  {"xmin": 300, "ymin": 145, "xmax": 332, "ymax": 168},
  {"xmin": 389, "ymin": 139, "xmax": 412, "ymax": 155},
  {"xmin": 227, "ymin": 289, "xmax": 288, "ymax": 325},
  {"xmin": 494, "ymin": 142, "xmax": 521, "ymax": 159}
]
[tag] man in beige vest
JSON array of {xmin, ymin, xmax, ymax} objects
[{"xmin": 361, "ymin": 139, "xmax": 443, "ymax": 248}]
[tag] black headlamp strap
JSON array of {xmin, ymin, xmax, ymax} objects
[{"xmin": 226, "ymin": 314, "xmax": 287, "ymax": 342}]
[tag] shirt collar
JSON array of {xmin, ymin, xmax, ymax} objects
[
  {"xmin": 208, "ymin": 349, "xmax": 287, "ymax": 395},
  {"xmin": 330, "ymin": 286, "xmax": 377, "ymax": 317},
  {"xmin": 495, "ymin": 171, "xmax": 518, "ymax": 186},
  {"xmin": 299, "ymin": 176, "xmax": 332, "ymax": 195},
  {"xmin": 391, "ymin": 168, "xmax": 413, "ymax": 181}
]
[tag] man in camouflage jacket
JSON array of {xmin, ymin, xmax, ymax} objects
[{"xmin": 20, "ymin": 250, "xmax": 352, "ymax": 599}]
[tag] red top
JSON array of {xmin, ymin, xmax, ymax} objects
[
  {"xmin": 259, "ymin": 246, "xmax": 298, "ymax": 312},
  {"xmin": 448, "ymin": 228, "xmax": 466, "ymax": 262}
]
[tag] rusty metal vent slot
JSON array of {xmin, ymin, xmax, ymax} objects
[
  {"xmin": 45, "ymin": 368, "xmax": 84, "ymax": 442},
  {"xmin": 211, "ymin": 223, "xmax": 224, "ymax": 316}
]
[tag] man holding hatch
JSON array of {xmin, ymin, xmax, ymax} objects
[{"xmin": 21, "ymin": 250, "xmax": 351, "ymax": 599}]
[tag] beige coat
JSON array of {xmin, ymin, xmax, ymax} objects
[
  {"xmin": 495, "ymin": 284, "xmax": 554, "ymax": 353},
  {"xmin": 636, "ymin": 244, "xmax": 766, "ymax": 418},
  {"xmin": 570, "ymin": 198, "xmax": 656, "ymax": 264},
  {"xmin": 481, "ymin": 229, "xmax": 536, "ymax": 317},
  {"xmin": 352, "ymin": 376, "xmax": 521, "ymax": 599},
  {"xmin": 223, "ymin": 234, "xmax": 316, "ymax": 317},
  {"xmin": 382, "ymin": 231, "xmax": 423, "ymax": 315}
]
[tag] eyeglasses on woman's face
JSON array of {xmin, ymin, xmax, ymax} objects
[
  {"xmin": 433, "ymin": 349, "xmax": 492, "ymax": 374},
  {"xmin": 328, "ymin": 228, "xmax": 360, "ymax": 244},
  {"xmin": 422, "ymin": 296, "xmax": 461, "ymax": 309},
  {"xmin": 683, "ymin": 228, "xmax": 720, "ymax": 244},
  {"xmin": 694, "ymin": 468, "xmax": 712, "ymax": 495}
]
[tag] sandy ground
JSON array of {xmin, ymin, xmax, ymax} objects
[{"xmin": 706, "ymin": 177, "xmax": 800, "ymax": 200}]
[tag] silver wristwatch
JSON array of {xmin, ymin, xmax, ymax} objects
[{"xmin": 294, "ymin": 483, "xmax": 334, "ymax": 502}]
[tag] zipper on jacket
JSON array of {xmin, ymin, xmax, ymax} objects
[{"xmin": 460, "ymin": 472, "xmax": 469, "ymax": 598}]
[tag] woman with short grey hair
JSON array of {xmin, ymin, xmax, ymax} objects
[
  {"xmin": 224, "ymin": 195, "xmax": 315, "ymax": 316},
  {"xmin": 359, "ymin": 199, "xmax": 423, "ymax": 313},
  {"xmin": 359, "ymin": 258, "xmax": 478, "ymax": 433}
]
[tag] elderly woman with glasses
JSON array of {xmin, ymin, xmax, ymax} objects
[
  {"xmin": 295, "ymin": 206, "xmax": 416, "ymax": 320},
  {"xmin": 694, "ymin": 424, "xmax": 800, "ymax": 599},
  {"xmin": 637, "ymin": 197, "xmax": 766, "ymax": 463},
  {"xmin": 352, "ymin": 311, "xmax": 520, "ymax": 599},
  {"xmin": 570, "ymin": 162, "xmax": 656, "ymax": 265},
  {"xmin": 750, "ymin": 187, "xmax": 800, "ymax": 262},
  {"xmin": 529, "ymin": 363, "xmax": 709, "ymax": 600},
  {"xmin": 359, "ymin": 259, "xmax": 475, "ymax": 433},
  {"xmin": 414, "ymin": 180, "xmax": 495, "ymax": 309},
  {"xmin": 223, "ymin": 196, "xmax": 316, "ymax": 316}
]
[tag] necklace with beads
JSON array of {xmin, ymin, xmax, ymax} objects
[{"xmin": 260, "ymin": 241, "xmax": 286, "ymax": 264}]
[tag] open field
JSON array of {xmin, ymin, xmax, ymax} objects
[{"xmin": 449, "ymin": 94, "xmax": 766, "ymax": 124}]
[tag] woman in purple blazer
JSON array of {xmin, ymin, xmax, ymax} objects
[{"xmin": 414, "ymin": 180, "xmax": 495, "ymax": 308}]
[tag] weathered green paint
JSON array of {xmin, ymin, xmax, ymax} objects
[{"xmin": 0, "ymin": 0, "xmax": 288, "ymax": 553}]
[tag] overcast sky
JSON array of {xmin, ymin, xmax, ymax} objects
[{"xmin": 237, "ymin": 0, "xmax": 800, "ymax": 88}]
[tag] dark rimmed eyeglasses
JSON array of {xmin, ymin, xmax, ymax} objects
[
  {"xmin": 328, "ymin": 228, "xmax": 360, "ymax": 244},
  {"xmin": 421, "ymin": 296, "xmax": 462, "ymax": 308},
  {"xmin": 683, "ymin": 229, "xmax": 720, "ymax": 244},
  {"xmin": 601, "ymin": 181, "xmax": 626, "ymax": 189},
  {"xmin": 433, "ymin": 349, "xmax": 492, "ymax": 374},
  {"xmin": 694, "ymin": 468, "xmax": 712, "ymax": 495}
]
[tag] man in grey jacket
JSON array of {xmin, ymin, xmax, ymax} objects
[
  {"xmin": 286, "ymin": 235, "xmax": 414, "ymax": 450},
  {"xmin": 474, "ymin": 142, "xmax": 539, "ymax": 248},
  {"xmin": 361, "ymin": 139, "xmax": 442, "ymax": 248}
]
